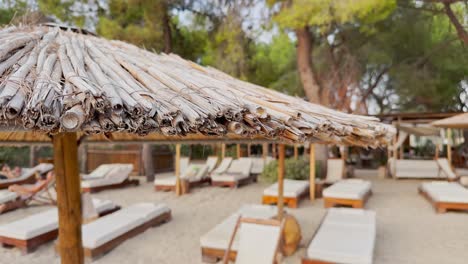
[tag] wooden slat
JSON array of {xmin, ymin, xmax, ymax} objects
[
  {"xmin": 278, "ymin": 144, "xmax": 285, "ymax": 220},
  {"xmin": 309, "ymin": 144, "xmax": 316, "ymax": 201},
  {"xmin": 175, "ymin": 144, "xmax": 182, "ymax": 196}
]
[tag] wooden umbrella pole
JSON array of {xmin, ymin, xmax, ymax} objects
[
  {"xmin": 236, "ymin": 144, "xmax": 241, "ymax": 159},
  {"xmin": 175, "ymin": 144, "xmax": 182, "ymax": 196},
  {"xmin": 221, "ymin": 143, "xmax": 226, "ymax": 159},
  {"xmin": 262, "ymin": 143, "xmax": 268, "ymax": 160},
  {"xmin": 447, "ymin": 128, "xmax": 452, "ymax": 165},
  {"xmin": 247, "ymin": 143, "xmax": 252, "ymax": 157},
  {"xmin": 293, "ymin": 144, "xmax": 298, "ymax": 160},
  {"xmin": 53, "ymin": 132, "xmax": 83, "ymax": 264},
  {"xmin": 309, "ymin": 144, "xmax": 316, "ymax": 201},
  {"xmin": 278, "ymin": 144, "xmax": 285, "ymax": 220}
]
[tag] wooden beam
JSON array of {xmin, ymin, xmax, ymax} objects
[
  {"xmin": 277, "ymin": 144, "xmax": 285, "ymax": 220},
  {"xmin": 447, "ymin": 128, "xmax": 452, "ymax": 165},
  {"xmin": 221, "ymin": 143, "xmax": 226, "ymax": 159},
  {"xmin": 53, "ymin": 132, "xmax": 83, "ymax": 264},
  {"xmin": 236, "ymin": 144, "xmax": 241, "ymax": 159},
  {"xmin": 262, "ymin": 143, "xmax": 268, "ymax": 160},
  {"xmin": 293, "ymin": 144, "xmax": 298, "ymax": 160},
  {"xmin": 175, "ymin": 144, "xmax": 182, "ymax": 196},
  {"xmin": 309, "ymin": 144, "xmax": 315, "ymax": 201}
]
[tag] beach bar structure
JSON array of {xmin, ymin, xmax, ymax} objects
[{"xmin": 0, "ymin": 25, "xmax": 394, "ymax": 264}]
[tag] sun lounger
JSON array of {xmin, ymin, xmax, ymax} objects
[
  {"xmin": 0, "ymin": 198, "xmax": 120, "ymax": 253},
  {"xmin": 0, "ymin": 163, "xmax": 54, "ymax": 189},
  {"xmin": 419, "ymin": 181, "xmax": 468, "ymax": 213},
  {"xmin": 81, "ymin": 164, "xmax": 122, "ymax": 181},
  {"xmin": 250, "ymin": 157, "xmax": 274, "ymax": 175},
  {"xmin": 81, "ymin": 164, "xmax": 138, "ymax": 193},
  {"xmin": 211, "ymin": 157, "xmax": 233, "ymax": 176},
  {"xmin": 323, "ymin": 179, "xmax": 372, "ymax": 208},
  {"xmin": 325, "ymin": 159, "xmax": 345, "ymax": 185},
  {"xmin": 82, "ymin": 203, "xmax": 171, "ymax": 259},
  {"xmin": 200, "ymin": 204, "xmax": 279, "ymax": 263},
  {"xmin": 223, "ymin": 217, "xmax": 284, "ymax": 264},
  {"xmin": 211, "ymin": 158, "xmax": 254, "ymax": 188},
  {"xmin": 154, "ymin": 164, "xmax": 210, "ymax": 191},
  {"xmin": 262, "ymin": 179, "xmax": 309, "ymax": 208},
  {"xmin": 302, "ymin": 208, "xmax": 376, "ymax": 264},
  {"xmin": 154, "ymin": 156, "xmax": 217, "ymax": 192},
  {"xmin": 394, "ymin": 159, "xmax": 446, "ymax": 179}
]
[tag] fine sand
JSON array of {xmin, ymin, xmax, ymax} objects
[{"xmin": 1, "ymin": 169, "xmax": 468, "ymax": 264}]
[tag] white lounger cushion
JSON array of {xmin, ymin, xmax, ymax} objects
[
  {"xmin": 82, "ymin": 203, "xmax": 170, "ymax": 249},
  {"xmin": 307, "ymin": 208, "xmax": 376, "ymax": 264},
  {"xmin": 325, "ymin": 159, "xmax": 345, "ymax": 184},
  {"xmin": 323, "ymin": 180, "xmax": 371, "ymax": 200},
  {"xmin": 82, "ymin": 164, "xmax": 117, "ymax": 180},
  {"xmin": 154, "ymin": 164, "xmax": 209, "ymax": 186},
  {"xmin": 0, "ymin": 190, "xmax": 18, "ymax": 204},
  {"xmin": 263, "ymin": 179, "xmax": 309, "ymax": 198},
  {"xmin": 235, "ymin": 222, "xmax": 281, "ymax": 264},
  {"xmin": 212, "ymin": 158, "xmax": 253, "ymax": 183},
  {"xmin": 206, "ymin": 156, "xmax": 219, "ymax": 173},
  {"xmin": 212, "ymin": 157, "xmax": 233, "ymax": 176},
  {"xmin": 250, "ymin": 158, "xmax": 266, "ymax": 175},
  {"xmin": 200, "ymin": 204, "xmax": 278, "ymax": 251},
  {"xmin": 436, "ymin": 158, "xmax": 457, "ymax": 180},
  {"xmin": 0, "ymin": 199, "xmax": 117, "ymax": 240},
  {"xmin": 82, "ymin": 164, "xmax": 133, "ymax": 188},
  {"xmin": 421, "ymin": 182, "xmax": 468, "ymax": 203},
  {"xmin": 395, "ymin": 159, "xmax": 442, "ymax": 179}
]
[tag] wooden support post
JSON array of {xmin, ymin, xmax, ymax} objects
[
  {"xmin": 397, "ymin": 117, "xmax": 403, "ymax": 159},
  {"xmin": 221, "ymin": 143, "xmax": 226, "ymax": 159},
  {"xmin": 272, "ymin": 143, "xmax": 277, "ymax": 158},
  {"xmin": 435, "ymin": 143, "xmax": 440, "ymax": 159},
  {"xmin": 278, "ymin": 144, "xmax": 285, "ymax": 220},
  {"xmin": 262, "ymin": 143, "xmax": 268, "ymax": 160},
  {"xmin": 175, "ymin": 144, "xmax": 182, "ymax": 196},
  {"xmin": 309, "ymin": 144, "xmax": 316, "ymax": 201},
  {"xmin": 29, "ymin": 145, "xmax": 36, "ymax": 167},
  {"xmin": 142, "ymin": 143, "xmax": 154, "ymax": 182},
  {"xmin": 236, "ymin": 144, "xmax": 241, "ymax": 159},
  {"xmin": 247, "ymin": 143, "xmax": 252, "ymax": 157},
  {"xmin": 447, "ymin": 128, "xmax": 452, "ymax": 165},
  {"xmin": 53, "ymin": 133, "xmax": 83, "ymax": 264},
  {"xmin": 293, "ymin": 144, "xmax": 298, "ymax": 160}
]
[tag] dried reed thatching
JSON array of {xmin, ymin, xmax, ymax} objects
[{"xmin": 0, "ymin": 25, "xmax": 395, "ymax": 147}]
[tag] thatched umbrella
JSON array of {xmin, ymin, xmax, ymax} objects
[
  {"xmin": 0, "ymin": 24, "xmax": 395, "ymax": 264},
  {"xmin": 431, "ymin": 113, "xmax": 468, "ymax": 164}
]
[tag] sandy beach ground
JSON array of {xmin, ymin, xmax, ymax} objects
[{"xmin": 1, "ymin": 169, "xmax": 468, "ymax": 264}]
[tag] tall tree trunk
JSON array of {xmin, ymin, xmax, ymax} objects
[
  {"xmin": 162, "ymin": 3, "xmax": 172, "ymax": 53},
  {"xmin": 443, "ymin": 2, "xmax": 468, "ymax": 45},
  {"xmin": 295, "ymin": 26, "xmax": 321, "ymax": 103},
  {"xmin": 142, "ymin": 144, "xmax": 154, "ymax": 182}
]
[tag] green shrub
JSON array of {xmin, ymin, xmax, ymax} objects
[{"xmin": 260, "ymin": 158, "xmax": 320, "ymax": 183}]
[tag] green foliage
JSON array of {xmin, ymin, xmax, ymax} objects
[
  {"xmin": 261, "ymin": 158, "xmax": 320, "ymax": 183},
  {"xmin": 271, "ymin": 0, "xmax": 396, "ymax": 30},
  {"xmin": 0, "ymin": 147, "xmax": 30, "ymax": 167},
  {"xmin": 0, "ymin": 0, "xmax": 28, "ymax": 25}
]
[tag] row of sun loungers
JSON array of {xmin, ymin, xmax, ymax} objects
[{"xmin": 154, "ymin": 157, "xmax": 274, "ymax": 192}]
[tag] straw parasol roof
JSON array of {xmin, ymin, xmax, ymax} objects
[
  {"xmin": 0, "ymin": 25, "xmax": 395, "ymax": 146},
  {"xmin": 431, "ymin": 113, "xmax": 468, "ymax": 129}
]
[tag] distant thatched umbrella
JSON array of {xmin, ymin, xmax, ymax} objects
[
  {"xmin": 0, "ymin": 24, "xmax": 395, "ymax": 264},
  {"xmin": 432, "ymin": 113, "xmax": 468, "ymax": 129}
]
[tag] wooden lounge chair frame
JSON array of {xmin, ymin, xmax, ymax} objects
[
  {"xmin": 82, "ymin": 178, "xmax": 139, "ymax": 193},
  {"xmin": 83, "ymin": 210, "xmax": 171, "ymax": 259},
  {"xmin": 211, "ymin": 174, "xmax": 257, "ymax": 189},
  {"xmin": 262, "ymin": 189, "xmax": 309, "ymax": 208},
  {"xmin": 0, "ymin": 206, "xmax": 121, "ymax": 253},
  {"xmin": 324, "ymin": 190, "xmax": 372, "ymax": 209},
  {"xmin": 221, "ymin": 217, "xmax": 284, "ymax": 264},
  {"xmin": 418, "ymin": 187, "xmax": 468, "ymax": 213}
]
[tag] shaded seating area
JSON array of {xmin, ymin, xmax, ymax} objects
[
  {"xmin": 211, "ymin": 158, "xmax": 254, "ymax": 188},
  {"xmin": 302, "ymin": 208, "xmax": 376, "ymax": 264},
  {"xmin": 0, "ymin": 198, "xmax": 119, "ymax": 253},
  {"xmin": 419, "ymin": 182, "xmax": 468, "ymax": 213},
  {"xmin": 81, "ymin": 164, "xmax": 138, "ymax": 193},
  {"xmin": 154, "ymin": 156, "xmax": 216, "ymax": 192},
  {"xmin": 200, "ymin": 204, "xmax": 278, "ymax": 263},
  {"xmin": 0, "ymin": 163, "xmax": 54, "ymax": 189},
  {"xmin": 323, "ymin": 179, "xmax": 372, "ymax": 208},
  {"xmin": 81, "ymin": 203, "xmax": 171, "ymax": 259},
  {"xmin": 262, "ymin": 179, "xmax": 309, "ymax": 208}
]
